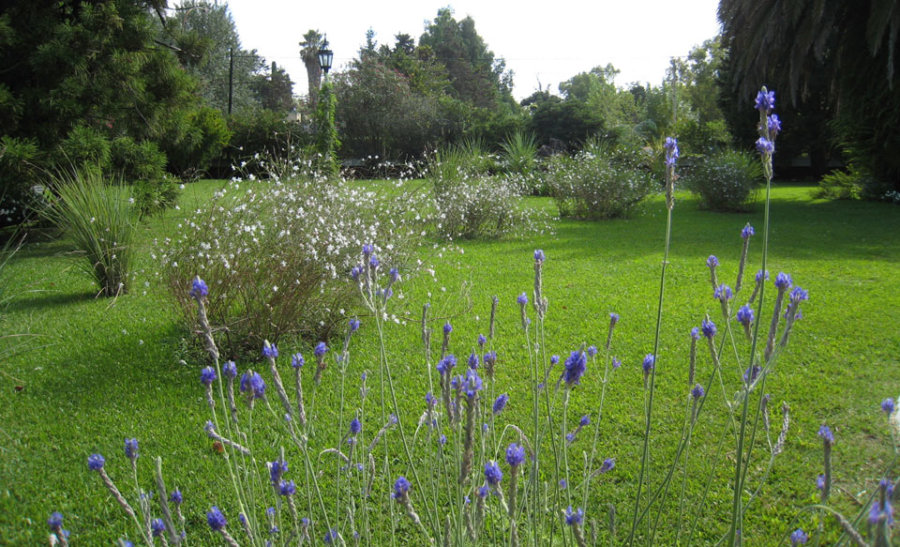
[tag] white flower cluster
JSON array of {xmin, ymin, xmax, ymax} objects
[{"xmin": 157, "ymin": 176, "xmax": 433, "ymax": 347}]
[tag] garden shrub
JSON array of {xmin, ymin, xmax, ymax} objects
[
  {"xmin": 57, "ymin": 125, "xmax": 111, "ymax": 172},
  {"xmin": 218, "ymin": 109, "xmax": 309, "ymax": 179},
  {"xmin": 132, "ymin": 177, "xmax": 180, "ymax": 219},
  {"xmin": 159, "ymin": 106, "xmax": 231, "ymax": 181},
  {"xmin": 685, "ymin": 150, "xmax": 762, "ymax": 212},
  {"xmin": 428, "ymin": 145, "xmax": 546, "ymax": 239},
  {"xmin": 0, "ymin": 135, "xmax": 43, "ymax": 226},
  {"xmin": 157, "ymin": 176, "xmax": 431, "ymax": 353},
  {"xmin": 812, "ymin": 164, "xmax": 898, "ymax": 202},
  {"xmin": 546, "ymin": 145, "xmax": 657, "ymax": 219},
  {"xmin": 40, "ymin": 169, "xmax": 137, "ymax": 296},
  {"xmin": 109, "ymin": 137, "xmax": 167, "ymax": 182}
]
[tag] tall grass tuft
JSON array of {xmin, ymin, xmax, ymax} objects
[{"xmin": 41, "ymin": 169, "xmax": 137, "ymax": 297}]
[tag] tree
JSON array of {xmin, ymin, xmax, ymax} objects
[
  {"xmin": 254, "ymin": 62, "xmax": 295, "ymax": 113},
  {"xmin": 419, "ymin": 8, "xmax": 513, "ymax": 108},
  {"xmin": 166, "ymin": 0, "xmax": 265, "ymax": 114},
  {"xmin": 719, "ymin": 0, "xmax": 900, "ymax": 185},
  {"xmin": 299, "ymin": 29, "xmax": 324, "ymax": 106}
]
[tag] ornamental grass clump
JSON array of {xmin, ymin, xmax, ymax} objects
[
  {"xmin": 157, "ymin": 175, "xmax": 430, "ymax": 352},
  {"xmin": 40, "ymin": 168, "xmax": 137, "ymax": 296},
  {"xmin": 75, "ymin": 86, "xmax": 898, "ymax": 546}
]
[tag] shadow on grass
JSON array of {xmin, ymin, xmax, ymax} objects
[{"xmin": 7, "ymin": 289, "xmax": 98, "ymax": 313}]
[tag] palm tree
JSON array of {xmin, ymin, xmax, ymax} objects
[{"xmin": 299, "ymin": 29, "xmax": 324, "ymax": 108}]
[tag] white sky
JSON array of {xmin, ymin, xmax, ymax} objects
[{"xmin": 225, "ymin": 0, "xmax": 722, "ymax": 101}]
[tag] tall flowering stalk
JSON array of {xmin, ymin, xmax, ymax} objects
[{"xmin": 629, "ymin": 136, "xmax": 679, "ymax": 540}]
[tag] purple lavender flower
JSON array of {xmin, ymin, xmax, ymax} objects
[
  {"xmin": 262, "ymin": 342, "xmax": 278, "ymax": 359},
  {"xmin": 425, "ymin": 392, "xmax": 436, "ymax": 407},
  {"xmin": 612, "ymin": 357, "xmax": 622, "ymax": 369},
  {"xmin": 550, "ymin": 355, "xmax": 560, "ymax": 365},
  {"xmin": 818, "ymin": 424, "xmax": 835, "ymax": 446},
  {"xmin": 124, "ymin": 438, "xmax": 139, "ymax": 460},
  {"xmin": 478, "ymin": 334, "xmax": 487, "ymax": 348},
  {"xmin": 563, "ymin": 350, "xmax": 587, "ymax": 386},
  {"xmin": 743, "ymin": 365, "xmax": 761, "ymax": 383},
  {"xmin": 664, "ymin": 137, "xmax": 679, "ymax": 166},
  {"xmin": 223, "ymin": 360, "xmax": 237, "ymax": 378},
  {"xmin": 201, "ymin": 366, "xmax": 217, "ymax": 385},
  {"xmin": 88, "ymin": 453, "xmax": 105, "ymax": 471},
  {"xmin": 190, "ymin": 276, "xmax": 208, "ymax": 299},
  {"xmin": 691, "ymin": 384, "xmax": 705, "ymax": 400},
  {"xmin": 247, "ymin": 372, "xmax": 265, "ymax": 398},
  {"xmin": 463, "ymin": 369, "xmax": 483, "ymax": 398},
  {"xmin": 579, "ymin": 414, "xmax": 590, "ymax": 427},
  {"xmin": 349, "ymin": 318, "xmax": 361, "ymax": 333},
  {"xmin": 565, "ymin": 506, "xmax": 584, "ymax": 526},
  {"xmin": 439, "ymin": 435, "xmax": 447, "ymax": 446},
  {"xmin": 790, "ymin": 286, "xmax": 809, "ymax": 303},
  {"xmin": 707, "ymin": 255, "xmax": 719, "ymax": 269},
  {"xmin": 48, "ymin": 512, "xmax": 63, "ymax": 530},
  {"xmin": 517, "ymin": 292, "xmax": 528, "ymax": 306},
  {"xmin": 314, "ymin": 342, "xmax": 328, "ymax": 359},
  {"xmin": 324, "ymin": 529, "xmax": 339, "ymax": 544},
  {"xmin": 587, "ymin": 345, "xmax": 598, "ymax": 357},
  {"xmin": 714, "ymin": 284, "xmax": 733, "ymax": 302},
  {"xmin": 362, "ymin": 244, "xmax": 374, "ymax": 258},
  {"xmin": 436, "ymin": 354, "xmax": 457, "ymax": 375},
  {"xmin": 349, "ymin": 417, "xmax": 362, "ymax": 435},
  {"xmin": 642, "ymin": 354, "xmax": 656, "ymax": 375},
  {"xmin": 493, "ymin": 393, "xmax": 509, "ymax": 414},
  {"xmin": 350, "ymin": 265, "xmax": 363, "ymax": 281},
  {"xmin": 701, "ymin": 319, "xmax": 717, "ymax": 339},
  {"xmin": 151, "ymin": 518, "xmax": 165, "ymax": 537},
  {"xmin": 559, "ymin": 479, "xmax": 568, "ymax": 489},
  {"xmin": 565, "ymin": 433, "xmax": 575, "ymax": 443},
  {"xmin": 690, "ymin": 327, "xmax": 700, "ymax": 340},
  {"xmin": 506, "ymin": 443, "xmax": 525, "ymax": 467},
  {"xmin": 207, "ymin": 506, "xmax": 227, "ymax": 531},
  {"xmin": 484, "ymin": 461, "xmax": 503, "ymax": 486},
  {"xmin": 483, "ymin": 351, "xmax": 496, "ymax": 367},
  {"xmin": 477, "ymin": 485, "xmax": 489, "ymax": 498},
  {"xmin": 790, "ymin": 528, "xmax": 808, "ymax": 545},
  {"xmin": 369, "ymin": 255, "xmax": 380, "ymax": 269},
  {"xmin": 755, "ymin": 137, "xmax": 775, "ymax": 155},
  {"xmin": 443, "ymin": 321, "xmax": 453, "ymax": 335},
  {"xmin": 599, "ymin": 458, "xmax": 615, "ymax": 473},
  {"xmin": 534, "ymin": 249, "xmax": 545, "ymax": 263},
  {"xmin": 754, "ymin": 89, "xmax": 776, "ymax": 112},
  {"xmin": 767, "ymin": 114, "xmax": 782, "ymax": 135},
  {"xmin": 392, "ymin": 476, "xmax": 410, "ymax": 499},
  {"xmin": 269, "ymin": 459, "xmax": 288, "ymax": 485},
  {"xmin": 816, "ymin": 474, "xmax": 825, "ymax": 491},
  {"xmin": 291, "ymin": 353, "xmax": 305, "ymax": 369},
  {"xmin": 389, "ymin": 268, "xmax": 400, "ymax": 283},
  {"xmin": 741, "ymin": 225, "xmax": 755, "ymax": 239},
  {"xmin": 737, "ymin": 305, "xmax": 754, "ymax": 326},
  {"xmin": 279, "ymin": 480, "xmax": 296, "ymax": 496},
  {"xmin": 756, "ymin": 270, "xmax": 770, "ymax": 283},
  {"xmin": 468, "ymin": 352, "xmax": 479, "ymax": 369},
  {"xmin": 170, "ymin": 490, "xmax": 182, "ymax": 505},
  {"xmin": 775, "ymin": 272, "xmax": 793, "ymax": 290},
  {"xmin": 609, "ymin": 312, "xmax": 620, "ymax": 326},
  {"xmin": 868, "ymin": 479, "xmax": 894, "ymax": 526},
  {"xmin": 883, "ymin": 398, "xmax": 896, "ymax": 415}
]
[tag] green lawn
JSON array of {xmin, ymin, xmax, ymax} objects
[{"xmin": 1, "ymin": 180, "xmax": 898, "ymax": 544}]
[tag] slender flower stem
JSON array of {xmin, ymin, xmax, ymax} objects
[{"xmin": 628, "ymin": 202, "xmax": 674, "ymax": 543}]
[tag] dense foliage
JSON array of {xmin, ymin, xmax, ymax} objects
[{"xmin": 685, "ymin": 150, "xmax": 762, "ymax": 212}]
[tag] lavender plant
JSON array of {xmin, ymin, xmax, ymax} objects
[{"xmin": 77, "ymin": 86, "xmax": 900, "ymax": 547}]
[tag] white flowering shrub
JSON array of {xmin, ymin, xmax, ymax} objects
[
  {"xmin": 157, "ymin": 177, "xmax": 432, "ymax": 351},
  {"xmin": 685, "ymin": 150, "xmax": 762, "ymax": 212},
  {"xmin": 428, "ymin": 147, "xmax": 549, "ymax": 240},
  {"xmin": 546, "ymin": 147, "xmax": 657, "ymax": 219}
]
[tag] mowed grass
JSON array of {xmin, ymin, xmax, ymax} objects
[{"xmin": 1, "ymin": 179, "xmax": 899, "ymax": 544}]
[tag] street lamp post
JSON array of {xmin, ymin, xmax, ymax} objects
[{"xmin": 313, "ymin": 36, "xmax": 339, "ymax": 177}]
